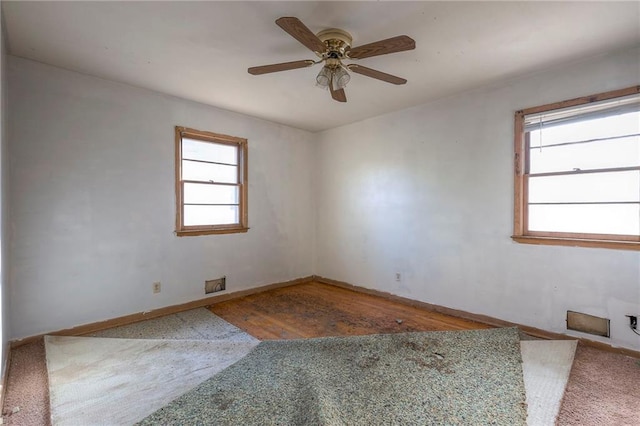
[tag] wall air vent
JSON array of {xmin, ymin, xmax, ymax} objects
[
  {"xmin": 205, "ymin": 276, "xmax": 226, "ymax": 294},
  {"xmin": 567, "ymin": 310, "xmax": 610, "ymax": 337}
]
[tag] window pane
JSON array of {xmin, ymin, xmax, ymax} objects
[
  {"xmin": 184, "ymin": 183, "xmax": 239, "ymax": 205},
  {"xmin": 182, "ymin": 138, "xmax": 238, "ymax": 165},
  {"xmin": 184, "ymin": 205, "xmax": 239, "ymax": 226},
  {"xmin": 529, "ymin": 135, "xmax": 640, "ymax": 174},
  {"xmin": 182, "ymin": 160, "xmax": 238, "ymax": 183},
  {"xmin": 528, "ymin": 204, "xmax": 640, "ymax": 236},
  {"xmin": 528, "ymin": 111, "xmax": 640, "ymax": 148},
  {"xmin": 528, "ymin": 171, "xmax": 640, "ymax": 203}
]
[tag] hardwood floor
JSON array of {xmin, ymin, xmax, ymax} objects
[
  {"xmin": 3, "ymin": 280, "xmax": 635, "ymax": 426},
  {"xmin": 209, "ymin": 281, "xmax": 491, "ymax": 340}
]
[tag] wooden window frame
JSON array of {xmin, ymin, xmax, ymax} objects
[
  {"xmin": 175, "ymin": 126, "xmax": 248, "ymax": 237},
  {"xmin": 512, "ymin": 85, "xmax": 640, "ymax": 251}
]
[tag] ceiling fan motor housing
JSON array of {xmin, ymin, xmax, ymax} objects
[{"xmin": 316, "ymin": 28, "xmax": 352, "ymax": 59}]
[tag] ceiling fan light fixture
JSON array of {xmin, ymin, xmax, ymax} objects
[
  {"xmin": 332, "ymin": 65, "xmax": 351, "ymax": 90},
  {"xmin": 316, "ymin": 66, "xmax": 332, "ymax": 89},
  {"xmin": 249, "ymin": 17, "xmax": 416, "ymax": 102}
]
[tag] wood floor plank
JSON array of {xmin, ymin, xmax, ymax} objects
[{"xmin": 210, "ymin": 281, "xmax": 491, "ymax": 340}]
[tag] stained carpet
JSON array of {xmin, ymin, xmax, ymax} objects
[
  {"xmin": 138, "ymin": 328, "xmax": 528, "ymax": 426},
  {"xmin": 42, "ymin": 310, "xmax": 578, "ymax": 425}
]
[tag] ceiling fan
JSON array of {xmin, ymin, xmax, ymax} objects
[{"xmin": 248, "ymin": 17, "xmax": 416, "ymax": 103}]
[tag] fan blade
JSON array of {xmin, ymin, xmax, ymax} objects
[
  {"xmin": 276, "ymin": 17, "xmax": 326, "ymax": 54},
  {"xmin": 348, "ymin": 64, "xmax": 407, "ymax": 85},
  {"xmin": 248, "ymin": 60, "xmax": 315, "ymax": 75},
  {"xmin": 330, "ymin": 85, "xmax": 347, "ymax": 103},
  {"xmin": 347, "ymin": 35, "xmax": 415, "ymax": 60}
]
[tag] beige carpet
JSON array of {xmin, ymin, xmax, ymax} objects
[
  {"xmin": 556, "ymin": 345, "xmax": 640, "ymax": 425},
  {"xmin": 521, "ymin": 340, "xmax": 577, "ymax": 426}
]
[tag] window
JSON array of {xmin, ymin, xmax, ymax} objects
[
  {"xmin": 513, "ymin": 86, "xmax": 640, "ymax": 250},
  {"xmin": 175, "ymin": 126, "xmax": 248, "ymax": 236}
]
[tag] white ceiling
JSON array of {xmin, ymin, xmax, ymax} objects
[{"xmin": 3, "ymin": 1, "xmax": 639, "ymax": 132}]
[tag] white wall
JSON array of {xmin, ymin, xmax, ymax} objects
[
  {"xmin": 0, "ymin": 7, "xmax": 10, "ymax": 379},
  {"xmin": 315, "ymin": 47, "xmax": 640, "ymax": 351},
  {"xmin": 7, "ymin": 45, "xmax": 640, "ymax": 351},
  {"xmin": 9, "ymin": 57, "xmax": 315, "ymax": 339}
]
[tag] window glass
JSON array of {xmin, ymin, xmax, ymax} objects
[
  {"xmin": 529, "ymin": 135, "xmax": 640, "ymax": 174},
  {"xmin": 528, "ymin": 204, "xmax": 639, "ymax": 235},
  {"xmin": 528, "ymin": 171, "xmax": 640, "ymax": 203},
  {"xmin": 183, "ymin": 183, "xmax": 239, "ymax": 205},
  {"xmin": 184, "ymin": 205, "xmax": 240, "ymax": 226},
  {"xmin": 182, "ymin": 138, "xmax": 238, "ymax": 164},
  {"xmin": 182, "ymin": 160, "xmax": 238, "ymax": 183},
  {"xmin": 527, "ymin": 111, "xmax": 639, "ymax": 147}
]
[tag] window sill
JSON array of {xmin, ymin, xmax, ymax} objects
[
  {"xmin": 511, "ymin": 235, "xmax": 640, "ymax": 251},
  {"xmin": 176, "ymin": 227, "xmax": 249, "ymax": 237}
]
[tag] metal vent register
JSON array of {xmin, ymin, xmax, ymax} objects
[{"xmin": 567, "ymin": 310, "xmax": 610, "ymax": 337}]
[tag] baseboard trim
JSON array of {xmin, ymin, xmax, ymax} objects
[
  {"xmin": 10, "ymin": 275, "xmax": 314, "ymax": 348},
  {"xmin": 11, "ymin": 274, "xmax": 638, "ymax": 358},
  {"xmin": 315, "ymin": 275, "xmax": 640, "ymax": 359},
  {"xmin": 0, "ymin": 346, "xmax": 11, "ymax": 414}
]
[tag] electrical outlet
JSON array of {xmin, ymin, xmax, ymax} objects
[
  {"xmin": 153, "ymin": 282, "xmax": 161, "ymax": 294},
  {"xmin": 395, "ymin": 272, "xmax": 401, "ymax": 282},
  {"xmin": 627, "ymin": 315, "xmax": 638, "ymax": 330}
]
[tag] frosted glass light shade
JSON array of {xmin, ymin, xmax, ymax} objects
[
  {"xmin": 316, "ymin": 66, "xmax": 331, "ymax": 89},
  {"xmin": 332, "ymin": 66, "xmax": 350, "ymax": 90}
]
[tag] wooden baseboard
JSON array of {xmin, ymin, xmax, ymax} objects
[
  {"xmin": 0, "ymin": 346, "xmax": 11, "ymax": 414},
  {"xmin": 10, "ymin": 273, "xmax": 638, "ymax": 359},
  {"xmin": 10, "ymin": 275, "xmax": 314, "ymax": 349},
  {"xmin": 314, "ymin": 275, "xmax": 640, "ymax": 359}
]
